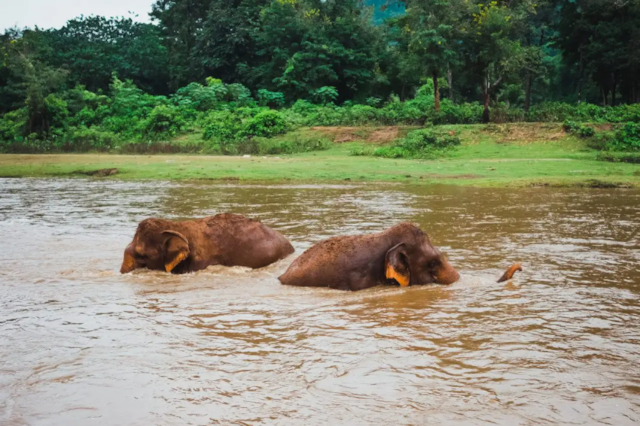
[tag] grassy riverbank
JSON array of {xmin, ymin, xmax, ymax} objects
[{"xmin": 1, "ymin": 124, "xmax": 639, "ymax": 187}]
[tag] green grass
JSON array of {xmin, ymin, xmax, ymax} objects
[{"xmin": 1, "ymin": 123, "xmax": 639, "ymax": 188}]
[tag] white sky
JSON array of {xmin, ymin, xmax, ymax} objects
[{"xmin": 0, "ymin": 0, "xmax": 155, "ymax": 31}]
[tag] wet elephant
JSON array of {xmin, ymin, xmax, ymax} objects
[
  {"xmin": 120, "ymin": 213, "xmax": 294, "ymax": 274},
  {"xmin": 279, "ymin": 223, "xmax": 459, "ymax": 291}
]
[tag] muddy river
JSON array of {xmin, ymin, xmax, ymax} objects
[{"xmin": 1, "ymin": 178, "xmax": 640, "ymax": 425}]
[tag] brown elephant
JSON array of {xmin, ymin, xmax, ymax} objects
[
  {"xmin": 279, "ymin": 223, "xmax": 459, "ymax": 291},
  {"xmin": 120, "ymin": 213, "xmax": 294, "ymax": 274}
]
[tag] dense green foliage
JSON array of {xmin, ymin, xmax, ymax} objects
[
  {"xmin": 372, "ymin": 128, "xmax": 461, "ymax": 158},
  {"xmin": 2, "ymin": 0, "xmax": 640, "ymax": 154}
]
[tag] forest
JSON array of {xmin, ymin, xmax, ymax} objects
[{"xmin": 1, "ymin": 0, "xmax": 639, "ymax": 155}]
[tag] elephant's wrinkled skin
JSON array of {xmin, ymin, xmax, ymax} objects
[
  {"xmin": 121, "ymin": 213, "xmax": 294, "ymax": 274},
  {"xmin": 279, "ymin": 223, "xmax": 459, "ymax": 291}
]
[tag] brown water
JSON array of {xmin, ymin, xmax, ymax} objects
[{"xmin": 1, "ymin": 178, "xmax": 640, "ymax": 426}]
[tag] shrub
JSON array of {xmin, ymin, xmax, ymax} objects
[
  {"xmin": 255, "ymin": 135, "xmax": 330, "ymax": 155},
  {"xmin": 202, "ymin": 110, "xmax": 245, "ymax": 144},
  {"xmin": 349, "ymin": 146, "xmax": 375, "ymax": 156},
  {"xmin": 608, "ymin": 123, "xmax": 640, "ymax": 151},
  {"xmin": 58, "ymin": 126, "xmax": 119, "ymax": 151},
  {"xmin": 0, "ymin": 108, "xmax": 28, "ymax": 147},
  {"xmin": 379, "ymin": 101, "xmax": 424, "ymax": 125},
  {"xmin": 226, "ymin": 83, "xmax": 255, "ymax": 106},
  {"xmin": 344, "ymin": 105, "xmax": 379, "ymax": 125},
  {"xmin": 173, "ymin": 83, "xmax": 220, "ymax": 111},
  {"xmin": 433, "ymin": 100, "xmax": 483, "ymax": 124},
  {"xmin": 490, "ymin": 103, "xmax": 526, "ymax": 124},
  {"xmin": 312, "ymin": 86, "xmax": 339, "ymax": 105},
  {"xmin": 243, "ymin": 110, "xmax": 288, "ymax": 138},
  {"xmin": 373, "ymin": 128, "xmax": 460, "ymax": 159},
  {"xmin": 563, "ymin": 119, "xmax": 579, "ymax": 132},
  {"xmin": 141, "ymin": 105, "xmax": 187, "ymax": 139},
  {"xmin": 257, "ymin": 89, "xmax": 285, "ymax": 108},
  {"xmin": 578, "ymin": 125, "xmax": 595, "ymax": 138},
  {"xmin": 372, "ymin": 146, "xmax": 409, "ymax": 158},
  {"xmin": 527, "ymin": 102, "xmax": 577, "ymax": 122},
  {"xmin": 596, "ymin": 152, "xmax": 640, "ymax": 163},
  {"xmin": 43, "ymin": 94, "xmax": 70, "ymax": 133}
]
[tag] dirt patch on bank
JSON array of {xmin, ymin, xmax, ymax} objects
[
  {"xmin": 482, "ymin": 123, "xmax": 566, "ymax": 144},
  {"xmin": 310, "ymin": 126, "xmax": 406, "ymax": 144}
]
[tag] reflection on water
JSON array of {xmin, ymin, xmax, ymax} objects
[{"xmin": 1, "ymin": 178, "xmax": 640, "ymax": 425}]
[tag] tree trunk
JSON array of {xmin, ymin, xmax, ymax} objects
[
  {"xmin": 433, "ymin": 70, "xmax": 440, "ymax": 112},
  {"xmin": 578, "ymin": 49, "xmax": 584, "ymax": 103},
  {"xmin": 602, "ymin": 88, "xmax": 607, "ymax": 106},
  {"xmin": 612, "ymin": 77, "xmax": 617, "ymax": 106},
  {"xmin": 482, "ymin": 81, "xmax": 490, "ymax": 123},
  {"xmin": 401, "ymin": 84, "xmax": 406, "ymax": 102},
  {"xmin": 447, "ymin": 65, "xmax": 453, "ymax": 100},
  {"xmin": 524, "ymin": 72, "xmax": 532, "ymax": 113}
]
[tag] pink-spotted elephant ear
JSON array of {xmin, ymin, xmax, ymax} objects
[
  {"xmin": 385, "ymin": 243, "xmax": 411, "ymax": 287},
  {"xmin": 162, "ymin": 231, "xmax": 190, "ymax": 273}
]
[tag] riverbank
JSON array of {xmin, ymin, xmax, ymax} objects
[{"xmin": 1, "ymin": 124, "xmax": 639, "ymax": 187}]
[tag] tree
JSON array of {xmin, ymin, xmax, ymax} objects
[
  {"xmin": 396, "ymin": 0, "xmax": 461, "ymax": 111},
  {"xmin": 461, "ymin": 1, "xmax": 525, "ymax": 122},
  {"xmin": 555, "ymin": 0, "xmax": 640, "ymax": 105},
  {"xmin": 250, "ymin": 0, "xmax": 384, "ymax": 102},
  {"xmin": 2, "ymin": 31, "xmax": 68, "ymax": 136},
  {"xmin": 151, "ymin": 0, "xmax": 215, "ymax": 88},
  {"xmin": 42, "ymin": 16, "xmax": 170, "ymax": 95}
]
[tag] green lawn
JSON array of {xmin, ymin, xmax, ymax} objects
[{"xmin": 1, "ymin": 123, "xmax": 639, "ymax": 187}]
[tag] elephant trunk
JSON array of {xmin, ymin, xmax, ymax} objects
[
  {"xmin": 120, "ymin": 245, "xmax": 137, "ymax": 274},
  {"xmin": 434, "ymin": 260, "xmax": 460, "ymax": 285}
]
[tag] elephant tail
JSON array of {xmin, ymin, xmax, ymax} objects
[{"xmin": 497, "ymin": 263, "xmax": 522, "ymax": 283}]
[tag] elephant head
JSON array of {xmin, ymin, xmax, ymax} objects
[
  {"xmin": 384, "ymin": 226, "xmax": 460, "ymax": 287},
  {"xmin": 279, "ymin": 222, "xmax": 459, "ymax": 291},
  {"xmin": 120, "ymin": 220, "xmax": 191, "ymax": 274}
]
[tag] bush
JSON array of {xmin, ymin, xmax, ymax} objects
[
  {"xmin": 608, "ymin": 123, "xmax": 640, "ymax": 151},
  {"xmin": 373, "ymin": 128, "xmax": 460, "ymax": 159},
  {"xmin": 173, "ymin": 82, "xmax": 220, "ymax": 111},
  {"xmin": 563, "ymin": 119, "xmax": 579, "ymax": 132},
  {"xmin": 202, "ymin": 110, "xmax": 245, "ymax": 145},
  {"xmin": 490, "ymin": 103, "xmax": 526, "ymax": 124},
  {"xmin": 311, "ymin": 86, "xmax": 339, "ymax": 105},
  {"xmin": 257, "ymin": 89, "xmax": 285, "ymax": 108},
  {"xmin": 255, "ymin": 135, "xmax": 330, "ymax": 155},
  {"xmin": 141, "ymin": 105, "xmax": 187, "ymax": 139},
  {"xmin": 226, "ymin": 83, "xmax": 255, "ymax": 106},
  {"xmin": 527, "ymin": 102, "xmax": 579, "ymax": 122},
  {"xmin": 0, "ymin": 108, "xmax": 28, "ymax": 148},
  {"xmin": 578, "ymin": 125, "xmax": 595, "ymax": 138},
  {"xmin": 58, "ymin": 126, "xmax": 119, "ymax": 151},
  {"xmin": 244, "ymin": 110, "xmax": 288, "ymax": 138},
  {"xmin": 596, "ymin": 151, "xmax": 640, "ymax": 163}
]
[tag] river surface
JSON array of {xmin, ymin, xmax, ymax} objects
[{"xmin": 1, "ymin": 178, "xmax": 640, "ymax": 425}]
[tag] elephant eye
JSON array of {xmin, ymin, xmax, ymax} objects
[{"xmin": 426, "ymin": 260, "xmax": 441, "ymax": 270}]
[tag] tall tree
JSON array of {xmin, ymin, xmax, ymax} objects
[
  {"xmin": 194, "ymin": 0, "xmax": 268, "ymax": 85},
  {"xmin": 2, "ymin": 31, "xmax": 68, "ymax": 136},
  {"xmin": 250, "ymin": 0, "xmax": 384, "ymax": 101},
  {"xmin": 395, "ymin": 0, "xmax": 461, "ymax": 111},
  {"xmin": 43, "ymin": 16, "xmax": 170, "ymax": 94},
  {"xmin": 151, "ymin": 0, "xmax": 215, "ymax": 88},
  {"xmin": 556, "ymin": 0, "xmax": 640, "ymax": 105},
  {"xmin": 461, "ymin": 1, "xmax": 525, "ymax": 122}
]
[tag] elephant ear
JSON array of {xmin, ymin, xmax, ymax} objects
[
  {"xmin": 385, "ymin": 243, "xmax": 411, "ymax": 287},
  {"xmin": 162, "ymin": 231, "xmax": 190, "ymax": 273}
]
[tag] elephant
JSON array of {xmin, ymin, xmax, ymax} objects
[
  {"xmin": 120, "ymin": 213, "xmax": 294, "ymax": 274},
  {"xmin": 278, "ymin": 223, "xmax": 459, "ymax": 291}
]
